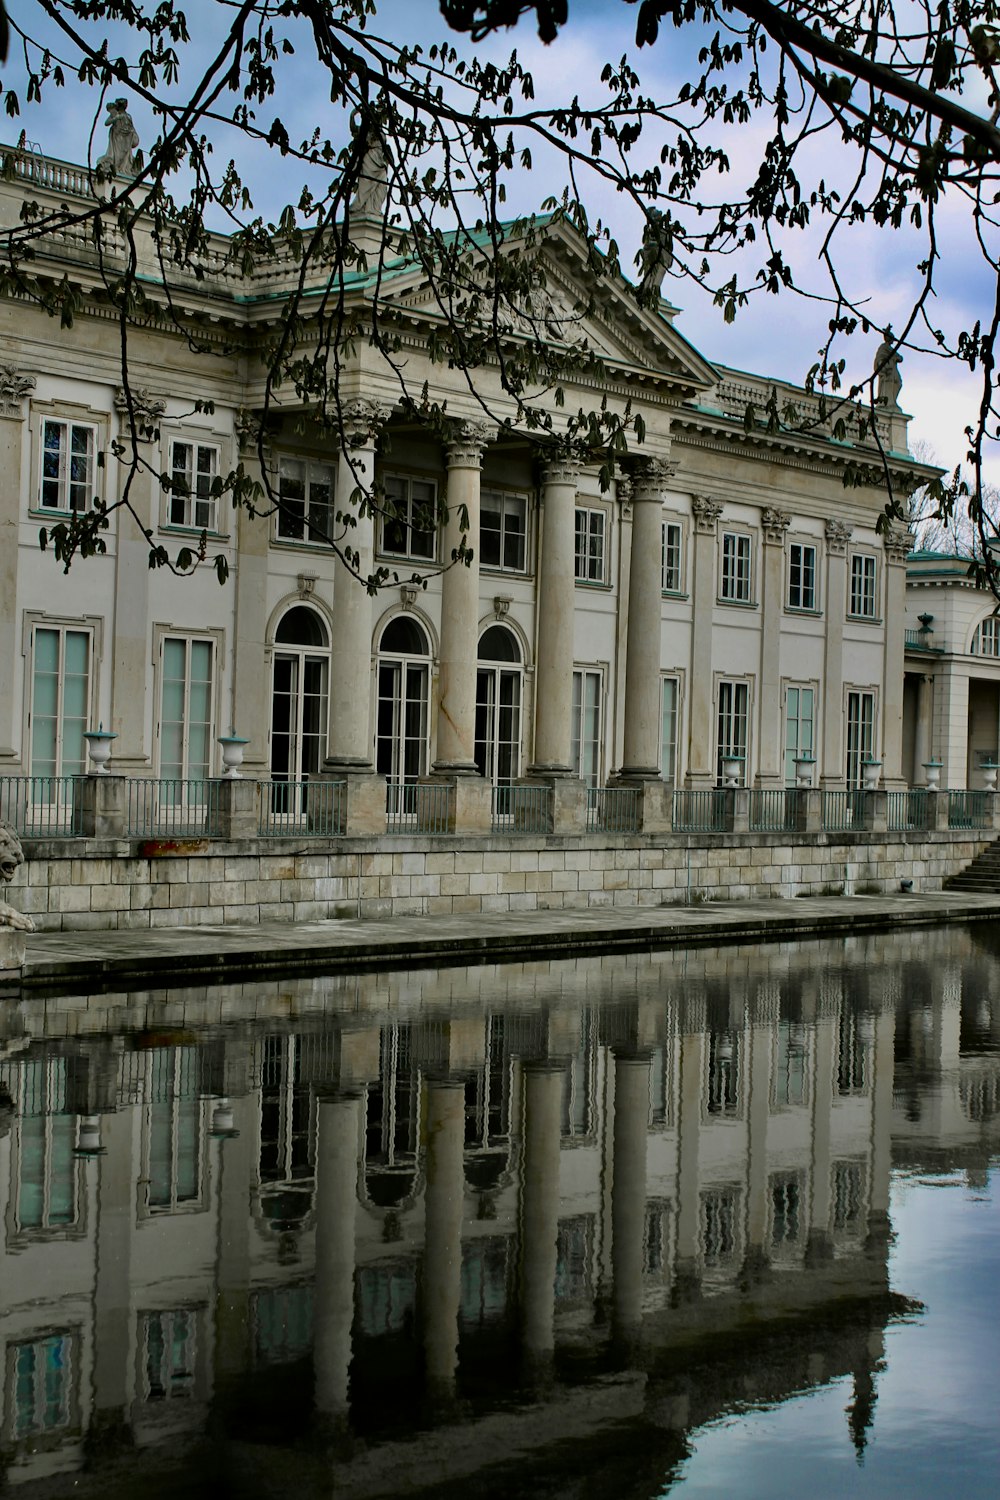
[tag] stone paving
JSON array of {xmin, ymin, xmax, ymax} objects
[{"xmin": 9, "ymin": 889, "xmax": 1000, "ymax": 992}]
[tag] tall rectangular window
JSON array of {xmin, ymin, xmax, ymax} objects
[
  {"xmin": 787, "ymin": 542, "xmax": 817, "ymax": 610},
  {"xmin": 849, "ymin": 553, "xmax": 877, "ymax": 618},
  {"xmin": 169, "ymin": 441, "xmax": 219, "ymax": 530},
  {"xmin": 661, "ymin": 675, "xmax": 678, "ymax": 782},
  {"xmin": 160, "ymin": 638, "xmax": 213, "ymax": 781},
  {"xmin": 17, "ymin": 1058, "xmax": 76, "ymax": 1232},
  {"xmin": 716, "ymin": 679, "xmax": 749, "ymax": 783},
  {"xmin": 39, "ymin": 420, "xmax": 95, "ymax": 512},
  {"xmin": 11, "ymin": 1334, "xmax": 73, "ymax": 1439},
  {"xmin": 480, "ymin": 491, "xmax": 527, "ymax": 572},
  {"xmin": 30, "ymin": 626, "xmax": 90, "ymax": 779},
  {"xmin": 382, "ymin": 474, "xmax": 437, "ymax": 560},
  {"xmin": 142, "ymin": 1310, "xmax": 196, "ymax": 1401},
  {"xmin": 661, "ymin": 521, "xmax": 682, "ymax": 592},
  {"xmin": 571, "ymin": 669, "xmax": 602, "ymax": 787},
  {"xmin": 147, "ymin": 1047, "xmax": 201, "ymax": 1212},
  {"xmin": 784, "ymin": 685, "xmax": 815, "ymax": 783},
  {"xmin": 574, "ymin": 508, "xmax": 606, "ymax": 583},
  {"xmin": 845, "ymin": 689, "xmax": 875, "ymax": 786},
  {"xmin": 720, "ymin": 531, "xmax": 752, "ymax": 602},
  {"xmin": 277, "ymin": 457, "xmax": 334, "ymax": 544}
]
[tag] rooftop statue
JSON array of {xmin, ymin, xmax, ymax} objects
[
  {"xmin": 873, "ymin": 327, "xmax": 903, "ymax": 408},
  {"xmin": 351, "ymin": 128, "xmax": 388, "ymax": 218},
  {"xmin": 96, "ymin": 98, "xmax": 142, "ymax": 181},
  {"xmin": 0, "ymin": 822, "xmax": 34, "ymax": 932}
]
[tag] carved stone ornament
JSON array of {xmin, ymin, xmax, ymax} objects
[
  {"xmin": 541, "ymin": 457, "xmax": 582, "ymax": 488},
  {"xmin": 692, "ymin": 494, "xmax": 724, "ymax": 534},
  {"xmin": 400, "ymin": 583, "xmax": 420, "ymax": 611},
  {"xmin": 0, "ymin": 823, "xmax": 35, "ymax": 933},
  {"xmin": 825, "ymin": 519, "xmax": 853, "ymax": 554},
  {"xmin": 0, "ymin": 366, "xmax": 35, "ymax": 420},
  {"xmin": 883, "ymin": 525, "xmax": 914, "ymax": 564},
  {"xmin": 761, "ymin": 506, "xmax": 791, "ymax": 544},
  {"xmin": 617, "ymin": 475, "xmax": 633, "ymax": 519},
  {"xmin": 445, "ymin": 420, "xmax": 495, "ymax": 469},
  {"xmin": 493, "ymin": 594, "xmax": 512, "ymax": 621},
  {"xmin": 297, "ymin": 572, "xmax": 316, "ymax": 599},
  {"xmin": 114, "ymin": 387, "xmax": 165, "ymax": 441},
  {"xmin": 235, "ymin": 407, "xmax": 263, "ymax": 456},
  {"xmin": 342, "ymin": 397, "xmax": 390, "ymax": 448},
  {"xmin": 632, "ymin": 457, "xmax": 680, "ymax": 503}
]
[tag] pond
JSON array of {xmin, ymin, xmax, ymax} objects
[{"xmin": 0, "ymin": 922, "xmax": 997, "ymax": 1497}]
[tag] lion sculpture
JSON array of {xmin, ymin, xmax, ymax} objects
[{"xmin": 0, "ymin": 822, "xmax": 34, "ymax": 932}]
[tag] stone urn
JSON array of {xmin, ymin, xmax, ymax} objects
[
  {"xmin": 720, "ymin": 755, "xmax": 744, "ymax": 788},
  {"xmin": 862, "ymin": 758, "xmax": 882, "ymax": 791},
  {"xmin": 793, "ymin": 755, "xmax": 816, "ymax": 788},
  {"xmin": 218, "ymin": 734, "xmax": 250, "ymax": 779},
  {"xmin": 982, "ymin": 761, "xmax": 999, "ymax": 792},
  {"xmin": 923, "ymin": 759, "xmax": 943, "ymax": 791},
  {"xmin": 83, "ymin": 726, "xmax": 117, "ymax": 774}
]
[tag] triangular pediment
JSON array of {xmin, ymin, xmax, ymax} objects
[{"xmin": 367, "ymin": 217, "xmax": 716, "ymax": 401}]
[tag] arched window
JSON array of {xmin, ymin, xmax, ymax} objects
[
  {"xmin": 475, "ymin": 626, "xmax": 523, "ymax": 794},
  {"xmin": 971, "ymin": 617, "xmax": 1000, "ymax": 657},
  {"xmin": 270, "ymin": 606, "xmax": 330, "ymax": 790},
  {"xmin": 376, "ymin": 617, "xmax": 431, "ymax": 817}
]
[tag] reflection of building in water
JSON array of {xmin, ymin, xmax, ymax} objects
[{"xmin": 0, "ymin": 935, "xmax": 996, "ymax": 1487}]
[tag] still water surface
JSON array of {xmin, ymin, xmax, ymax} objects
[{"xmin": 0, "ymin": 924, "xmax": 997, "ymax": 1497}]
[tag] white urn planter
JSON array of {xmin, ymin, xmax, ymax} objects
[
  {"xmin": 923, "ymin": 759, "xmax": 943, "ymax": 791},
  {"xmin": 218, "ymin": 734, "xmax": 249, "ymax": 779},
  {"xmin": 862, "ymin": 758, "xmax": 882, "ymax": 791},
  {"xmin": 981, "ymin": 761, "xmax": 999, "ymax": 792},
  {"xmin": 83, "ymin": 727, "xmax": 117, "ymax": 774},
  {"xmin": 793, "ymin": 755, "xmax": 816, "ymax": 788},
  {"xmin": 720, "ymin": 755, "xmax": 744, "ymax": 788}
]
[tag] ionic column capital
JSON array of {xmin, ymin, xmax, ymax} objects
[
  {"xmin": 445, "ymin": 419, "xmax": 495, "ymax": 469},
  {"xmin": 632, "ymin": 457, "xmax": 679, "ymax": 502},
  {"xmin": 760, "ymin": 506, "xmax": 791, "ymax": 544},
  {"xmin": 692, "ymin": 494, "xmax": 723, "ymax": 534},
  {"xmin": 883, "ymin": 525, "xmax": 914, "ymax": 565},
  {"xmin": 114, "ymin": 386, "xmax": 166, "ymax": 443},
  {"xmin": 541, "ymin": 456, "xmax": 582, "ymax": 488},
  {"xmin": 0, "ymin": 365, "xmax": 36, "ymax": 420},
  {"xmin": 342, "ymin": 397, "xmax": 391, "ymax": 448},
  {"xmin": 825, "ymin": 519, "xmax": 853, "ymax": 555}
]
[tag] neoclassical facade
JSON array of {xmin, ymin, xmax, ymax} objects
[{"xmin": 0, "ymin": 149, "xmax": 930, "ymax": 831}]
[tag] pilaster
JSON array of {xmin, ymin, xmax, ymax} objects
[
  {"xmin": 821, "ymin": 520, "xmax": 851, "ymax": 788},
  {"xmin": 881, "ymin": 526, "xmax": 912, "ymax": 789},
  {"xmin": 0, "ymin": 366, "xmax": 35, "ymax": 762},
  {"xmin": 231, "ymin": 411, "xmax": 271, "ymax": 774},
  {"xmin": 757, "ymin": 507, "xmax": 790, "ymax": 786},
  {"xmin": 687, "ymin": 495, "xmax": 722, "ymax": 787}
]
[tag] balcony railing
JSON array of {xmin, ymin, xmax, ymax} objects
[
  {"xmin": 385, "ymin": 780, "xmax": 453, "ymax": 835},
  {"xmin": 126, "ymin": 779, "xmax": 223, "ymax": 838},
  {"xmin": 748, "ymin": 789, "xmax": 797, "ymax": 833},
  {"xmin": 948, "ymin": 790, "xmax": 989, "ymax": 829},
  {"xmin": 887, "ymin": 790, "xmax": 930, "ymax": 830},
  {"xmin": 904, "ymin": 629, "xmax": 944, "ymax": 653},
  {"xmin": 586, "ymin": 786, "xmax": 640, "ymax": 834},
  {"xmin": 821, "ymin": 791, "xmax": 866, "ymax": 833},
  {"xmin": 258, "ymin": 779, "xmax": 345, "ymax": 837},
  {"xmin": 0, "ymin": 776, "xmax": 78, "ymax": 837},
  {"xmin": 671, "ymin": 789, "xmax": 727, "ymax": 833},
  {"xmin": 491, "ymin": 783, "xmax": 552, "ymax": 834}
]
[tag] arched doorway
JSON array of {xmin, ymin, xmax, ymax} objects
[
  {"xmin": 475, "ymin": 625, "xmax": 523, "ymax": 811},
  {"xmin": 270, "ymin": 606, "xmax": 330, "ymax": 794},
  {"xmin": 376, "ymin": 616, "xmax": 431, "ymax": 818}
]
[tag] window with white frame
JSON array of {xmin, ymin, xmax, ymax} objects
[
  {"xmin": 716, "ymin": 679, "xmax": 749, "ymax": 783},
  {"xmin": 30, "ymin": 625, "xmax": 91, "ymax": 779},
  {"xmin": 972, "ymin": 616, "xmax": 1000, "ymax": 655},
  {"xmin": 381, "ymin": 473, "xmax": 437, "ymax": 561},
  {"xmin": 661, "ymin": 674, "xmax": 679, "ymax": 782},
  {"xmin": 39, "ymin": 419, "xmax": 96, "ymax": 512},
  {"xmin": 159, "ymin": 637, "xmax": 214, "ymax": 781},
  {"xmin": 480, "ymin": 490, "xmax": 527, "ymax": 572},
  {"xmin": 15, "ymin": 1057, "xmax": 77, "ymax": 1234},
  {"xmin": 571, "ymin": 668, "xmax": 603, "ymax": 787},
  {"xmin": 276, "ymin": 457, "xmax": 334, "ymax": 544},
  {"xmin": 661, "ymin": 520, "xmax": 683, "ymax": 592},
  {"xmin": 849, "ymin": 552, "xmax": 878, "ymax": 618},
  {"xmin": 574, "ymin": 507, "xmax": 606, "ymax": 583},
  {"xmin": 168, "ymin": 441, "xmax": 219, "ymax": 531},
  {"xmin": 787, "ymin": 542, "xmax": 817, "ymax": 610},
  {"xmin": 144, "ymin": 1047, "xmax": 201, "ymax": 1213},
  {"xmin": 784, "ymin": 685, "xmax": 815, "ymax": 783},
  {"xmin": 720, "ymin": 530, "xmax": 752, "ymax": 602},
  {"xmin": 142, "ymin": 1309, "xmax": 197, "ymax": 1402},
  {"xmin": 770, "ymin": 1173, "xmax": 803, "ymax": 1246},
  {"xmin": 845, "ymin": 689, "xmax": 876, "ymax": 786},
  {"xmin": 10, "ymin": 1333, "xmax": 74, "ymax": 1439}
]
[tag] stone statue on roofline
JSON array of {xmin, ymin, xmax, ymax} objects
[
  {"xmin": 96, "ymin": 98, "xmax": 142, "ymax": 181},
  {"xmin": 873, "ymin": 326, "xmax": 903, "ymax": 408},
  {"xmin": 351, "ymin": 126, "xmax": 388, "ymax": 218}
]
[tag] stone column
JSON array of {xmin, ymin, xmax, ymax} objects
[
  {"xmin": 757, "ymin": 507, "xmax": 790, "ymax": 787},
  {"xmin": 611, "ymin": 1051, "xmax": 651, "ymax": 1359},
  {"xmin": 687, "ymin": 496, "xmax": 723, "ymax": 787},
  {"xmin": 434, "ymin": 421, "xmax": 492, "ymax": 773},
  {"xmin": 109, "ymin": 388, "xmax": 165, "ymax": 770},
  {"xmin": 314, "ymin": 1093, "xmax": 362, "ymax": 1427},
  {"xmin": 913, "ymin": 673, "xmax": 934, "ymax": 781},
  {"xmin": 0, "ymin": 367, "xmax": 35, "ymax": 763},
  {"xmin": 881, "ymin": 526, "xmax": 912, "ymax": 789},
  {"xmin": 519, "ymin": 1063, "xmax": 564, "ymax": 1383},
  {"xmin": 421, "ymin": 1079, "xmax": 466, "ymax": 1409},
  {"xmin": 231, "ymin": 411, "xmax": 272, "ymax": 775},
  {"xmin": 530, "ymin": 459, "xmax": 580, "ymax": 774},
  {"xmin": 936, "ymin": 664, "xmax": 970, "ymax": 789},
  {"xmin": 821, "ymin": 520, "xmax": 851, "ymax": 788}
]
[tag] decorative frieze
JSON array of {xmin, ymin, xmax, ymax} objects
[
  {"xmin": 114, "ymin": 386, "xmax": 165, "ymax": 441},
  {"xmin": 0, "ymin": 366, "xmax": 35, "ymax": 419},
  {"xmin": 760, "ymin": 506, "xmax": 791, "ymax": 544},
  {"xmin": 692, "ymin": 494, "xmax": 723, "ymax": 533},
  {"xmin": 883, "ymin": 525, "xmax": 914, "ymax": 565},
  {"xmin": 445, "ymin": 419, "xmax": 495, "ymax": 468},
  {"xmin": 825, "ymin": 519, "xmax": 853, "ymax": 555}
]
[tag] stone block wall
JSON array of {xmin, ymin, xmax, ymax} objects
[{"xmin": 6, "ymin": 829, "xmax": 992, "ymax": 932}]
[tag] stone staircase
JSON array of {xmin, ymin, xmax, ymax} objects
[{"xmin": 944, "ymin": 838, "xmax": 1000, "ymax": 892}]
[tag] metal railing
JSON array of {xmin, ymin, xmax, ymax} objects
[
  {"xmin": 0, "ymin": 775, "xmax": 78, "ymax": 836},
  {"xmin": 821, "ymin": 790, "xmax": 866, "ymax": 832},
  {"xmin": 385, "ymin": 780, "xmax": 453, "ymax": 835},
  {"xmin": 586, "ymin": 785, "xmax": 640, "ymax": 834},
  {"xmin": 258, "ymin": 779, "xmax": 345, "ymax": 837},
  {"xmin": 887, "ymin": 790, "xmax": 930, "ymax": 830},
  {"xmin": 904, "ymin": 628, "xmax": 944, "ymax": 653},
  {"xmin": 491, "ymin": 783, "xmax": 552, "ymax": 834},
  {"xmin": 126, "ymin": 779, "xmax": 223, "ymax": 838},
  {"xmin": 948, "ymin": 790, "xmax": 989, "ymax": 829},
  {"xmin": 749, "ymin": 789, "xmax": 797, "ymax": 832},
  {"xmin": 671, "ymin": 789, "xmax": 727, "ymax": 833}
]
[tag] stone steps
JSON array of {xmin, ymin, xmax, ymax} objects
[{"xmin": 944, "ymin": 839, "xmax": 1000, "ymax": 892}]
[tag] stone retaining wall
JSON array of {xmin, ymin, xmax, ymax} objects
[{"xmin": 7, "ymin": 829, "xmax": 991, "ymax": 932}]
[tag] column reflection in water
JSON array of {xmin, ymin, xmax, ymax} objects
[
  {"xmin": 313, "ymin": 1093, "xmax": 361, "ymax": 1426},
  {"xmin": 421, "ymin": 1078, "xmax": 466, "ymax": 1408},
  {"xmin": 611, "ymin": 1050, "xmax": 651, "ymax": 1359},
  {"xmin": 518, "ymin": 1062, "xmax": 564, "ymax": 1383}
]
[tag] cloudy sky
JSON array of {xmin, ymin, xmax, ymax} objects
[{"xmin": 3, "ymin": 0, "xmax": 993, "ymax": 483}]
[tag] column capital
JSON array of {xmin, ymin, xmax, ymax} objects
[
  {"xmin": 0, "ymin": 365, "xmax": 35, "ymax": 420},
  {"xmin": 445, "ymin": 419, "xmax": 495, "ymax": 468},
  {"xmin": 825, "ymin": 518, "xmax": 853, "ymax": 555},
  {"xmin": 342, "ymin": 396, "xmax": 391, "ymax": 447},
  {"xmin": 760, "ymin": 505, "xmax": 790, "ymax": 544},
  {"xmin": 692, "ymin": 493, "xmax": 723, "ymax": 533},
  {"xmin": 883, "ymin": 524, "xmax": 914, "ymax": 565},
  {"xmin": 114, "ymin": 386, "xmax": 166, "ymax": 442},
  {"xmin": 632, "ymin": 457, "xmax": 679, "ymax": 501},
  {"xmin": 235, "ymin": 406, "xmax": 266, "ymax": 456},
  {"xmin": 541, "ymin": 456, "xmax": 582, "ymax": 487}
]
